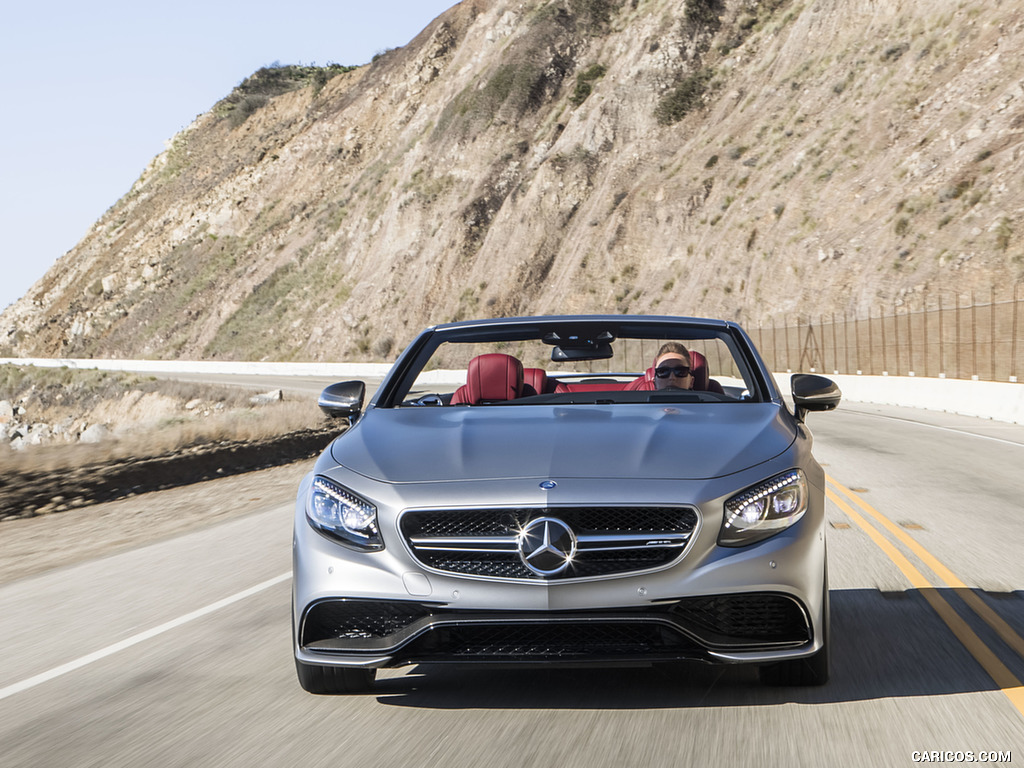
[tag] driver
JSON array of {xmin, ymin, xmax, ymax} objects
[{"xmin": 652, "ymin": 342, "xmax": 694, "ymax": 390}]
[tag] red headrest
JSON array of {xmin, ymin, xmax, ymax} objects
[
  {"xmin": 450, "ymin": 353, "xmax": 524, "ymax": 405},
  {"xmin": 688, "ymin": 350, "xmax": 711, "ymax": 391},
  {"xmin": 522, "ymin": 368, "xmax": 549, "ymax": 395}
]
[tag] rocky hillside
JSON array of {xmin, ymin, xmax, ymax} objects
[{"xmin": 2, "ymin": 0, "xmax": 1022, "ymax": 362}]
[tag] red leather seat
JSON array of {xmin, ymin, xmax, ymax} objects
[
  {"xmin": 451, "ymin": 354, "xmax": 527, "ymax": 405},
  {"xmin": 523, "ymin": 368, "xmax": 555, "ymax": 395}
]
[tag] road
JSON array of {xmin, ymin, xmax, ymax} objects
[{"xmin": 1, "ymin": 399, "xmax": 1023, "ymax": 766}]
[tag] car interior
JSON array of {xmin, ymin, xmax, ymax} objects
[{"xmin": 402, "ymin": 331, "xmax": 754, "ymax": 407}]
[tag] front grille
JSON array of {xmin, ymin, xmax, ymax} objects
[{"xmin": 400, "ymin": 506, "xmax": 698, "ymax": 581}]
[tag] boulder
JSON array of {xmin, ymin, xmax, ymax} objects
[
  {"xmin": 250, "ymin": 389, "xmax": 283, "ymax": 405},
  {"xmin": 80, "ymin": 423, "xmax": 110, "ymax": 444},
  {"xmin": 27, "ymin": 423, "xmax": 52, "ymax": 446}
]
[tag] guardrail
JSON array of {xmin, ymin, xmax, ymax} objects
[{"xmin": 3, "ymin": 358, "xmax": 1024, "ymax": 426}]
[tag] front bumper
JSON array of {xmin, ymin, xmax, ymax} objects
[{"xmin": 295, "ymin": 592, "xmax": 814, "ymax": 668}]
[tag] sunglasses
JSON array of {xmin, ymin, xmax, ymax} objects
[{"xmin": 655, "ymin": 366, "xmax": 692, "ymax": 379}]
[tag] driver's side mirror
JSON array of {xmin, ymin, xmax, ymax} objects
[
  {"xmin": 318, "ymin": 380, "xmax": 366, "ymax": 420},
  {"xmin": 791, "ymin": 374, "xmax": 841, "ymax": 422}
]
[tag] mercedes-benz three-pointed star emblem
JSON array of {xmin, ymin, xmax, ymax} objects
[{"xmin": 518, "ymin": 517, "xmax": 577, "ymax": 577}]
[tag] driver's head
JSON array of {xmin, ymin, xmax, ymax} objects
[{"xmin": 653, "ymin": 342, "xmax": 693, "ymax": 390}]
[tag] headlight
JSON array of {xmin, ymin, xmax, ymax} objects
[
  {"xmin": 719, "ymin": 470, "xmax": 808, "ymax": 547},
  {"xmin": 307, "ymin": 476, "xmax": 383, "ymax": 551}
]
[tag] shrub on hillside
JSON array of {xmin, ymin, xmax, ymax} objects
[{"xmin": 655, "ymin": 68, "xmax": 713, "ymax": 125}]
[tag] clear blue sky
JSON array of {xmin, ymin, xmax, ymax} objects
[{"xmin": 0, "ymin": 0, "xmax": 457, "ymax": 312}]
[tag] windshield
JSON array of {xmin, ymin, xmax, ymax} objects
[{"xmin": 385, "ymin": 319, "xmax": 767, "ymax": 408}]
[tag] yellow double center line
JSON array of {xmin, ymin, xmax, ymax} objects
[{"xmin": 826, "ymin": 477, "xmax": 1024, "ymax": 718}]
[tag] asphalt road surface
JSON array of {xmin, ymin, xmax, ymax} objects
[{"xmin": 2, "ymin": 398, "xmax": 1023, "ymax": 766}]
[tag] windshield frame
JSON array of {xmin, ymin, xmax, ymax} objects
[{"xmin": 373, "ymin": 315, "xmax": 778, "ymax": 409}]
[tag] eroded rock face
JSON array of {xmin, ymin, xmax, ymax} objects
[{"xmin": 2, "ymin": 0, "xmax": 1023, "ymax": 363}]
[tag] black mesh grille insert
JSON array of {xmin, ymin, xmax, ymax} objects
[
  {"xmin": 302, "ymin": 600, "xmax": 431, "ymax": 646},
  {"xmin": 403, "ymin": 507, "xmax": 695, "ymax": 537},
  {"xmin": 401, "ymin": 622, "xmax": 701, "ymax": 660},
  {"xmin": 670, "ymin": 593, "xmax": 810, "ymax": 645}
]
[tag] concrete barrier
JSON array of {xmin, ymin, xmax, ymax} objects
[
  {"xmin": 0, "ymin": 357, "xmax": 393, "ymax": 379},
  {"xmin": 3, "ymin": 358, "xmax": 1024, "ymax": 425},
  {"xmin": 776, "ymin": 372, "xmax": 1024, "ymax": 425}
]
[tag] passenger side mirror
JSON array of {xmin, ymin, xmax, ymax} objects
[
  {"xmin": 318, "ymin": 380, "xmax": 366, "ymax": 420},
  {"xmin": 791, "ymin": 374, "xmax": 841, "ymax": 422}
]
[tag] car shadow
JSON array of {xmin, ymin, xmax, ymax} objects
[{"xmin": 372, "ymin": 587, "xmax": 1024, "ymax": 709}]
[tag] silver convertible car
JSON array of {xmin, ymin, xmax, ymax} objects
[{"xmin": 293, "ymin": 315, "xmax": 841, "ymax": 693}]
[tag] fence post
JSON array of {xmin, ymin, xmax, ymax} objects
[
  {"xmin": 923, "ymin": 294, "xmax": 929, "ymax": 377},
  {"xmin": 843, "ymin": 311, "xmax": 851, "ymax": 374},
  {"xmin": 844, "ymin": 311, "xmax": 850, "ymax": 375},
  {"xmin": 956, "ymin": 293, "xmax": 962, "ymax": 379},
  {"xmin": 1013, "ymin": 284, "xmax": 1020, "ymax": 382},
  {"xmin": 972, "ymin": 289, "xmax": 978, "ymax": 378},
  {"xmin": 786, "ymin": 316, "xmax": 793, "ymax": 371},
  {"xmin": 820, "ymin": 313, "xmax": 826, "ymax": 372},
  {"xmin": 907, "ymin": 302, "xmax": 914, "ymax": 375},
  {"xmin": 939, "ymin": 293, "xmax": 945, "ymax": 376},
  {"xmin": 772, "ymin": 321, "xmax": 779, "ymax": 372},
  {"xmin": 855, "ymin": 311, "xmax": 862, "ymax": 373},
  {"xmin": 991, "ymin": 286, "xmax": 996, "ymax": 382},
  {"xmin": 893, "ymin": 301, "xmax": 901, "ymax": 376},
  {"xmin": 790, "ymin": 317, "xmax": 798, "ymax": 374},
  {"xmin": 880, "ymin": 306, "xmax": 888, "ymax": 374},
  {"xmin": 831, "ymin": 313, "xmax": 838, "ymax": 374}
]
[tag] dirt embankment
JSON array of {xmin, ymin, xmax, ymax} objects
[
  {"xmin": 0, "ymin": 365, "xmax": 342, "ymax": 520},
  {"xmin": 0, "ymin": 426, "xmax": 340, "ymax": 520}
]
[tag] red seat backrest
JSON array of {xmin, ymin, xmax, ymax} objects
[
  {"xmin": 523, "ymin": 368, "xmax": 554, "ymax": 395},
  {"xmin": 450, "ymin": 354, "xmax": 525, "ymax": 405}
]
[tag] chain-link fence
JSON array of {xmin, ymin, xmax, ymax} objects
[{"xmin": 752, "ymin": 285, "xmax": 1024, "ymax": 382}]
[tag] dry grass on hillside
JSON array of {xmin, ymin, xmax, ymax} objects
[{"xmin": 0, "ymin": 365, "xmax": 324, "ymax": 473}]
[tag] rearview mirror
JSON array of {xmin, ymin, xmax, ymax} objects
[
  {"xmin": 318, "ymin": 381, "xmax": 366, "ymax": 420},
  {"xmin": 791, "ymin": 374, "xmax": 841, "ymax": 422},
  {"xmin": 551, "ymin": 343, "xmax": 614, "ymax": 362}
]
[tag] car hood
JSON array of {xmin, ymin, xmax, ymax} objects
[{"xmin": 331, "ymin": 403, "xmax": 796, "ymax": 483}]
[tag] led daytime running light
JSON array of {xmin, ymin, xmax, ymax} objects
[
  {"xmin": 720, "ymin": 470, "xmax": 807, "ymax": 546},
  {"xmin": 308, "ymin": 476, "xmax": 382, "ymax": 550}
]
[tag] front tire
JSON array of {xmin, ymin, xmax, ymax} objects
[{"xmin": 295, "ymin": 659, "xmax": 376, "ymax": 694}]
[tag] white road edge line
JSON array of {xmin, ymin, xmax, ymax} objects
[
  {"xmin": 843, "ymin": 408, "xmax": 1024, "ymax": 448},
  {"xmin": 0, "ymin": 571, "xmax": 291, "ymax": 702}
]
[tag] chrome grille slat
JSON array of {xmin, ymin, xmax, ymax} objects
[
  {"xmin": 400, "ymin": 506, "xmax": 699, "ymax": 581},
  {"xmin": 408, "ymin": 535, "xmax": 519, "ymax": 552}
]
